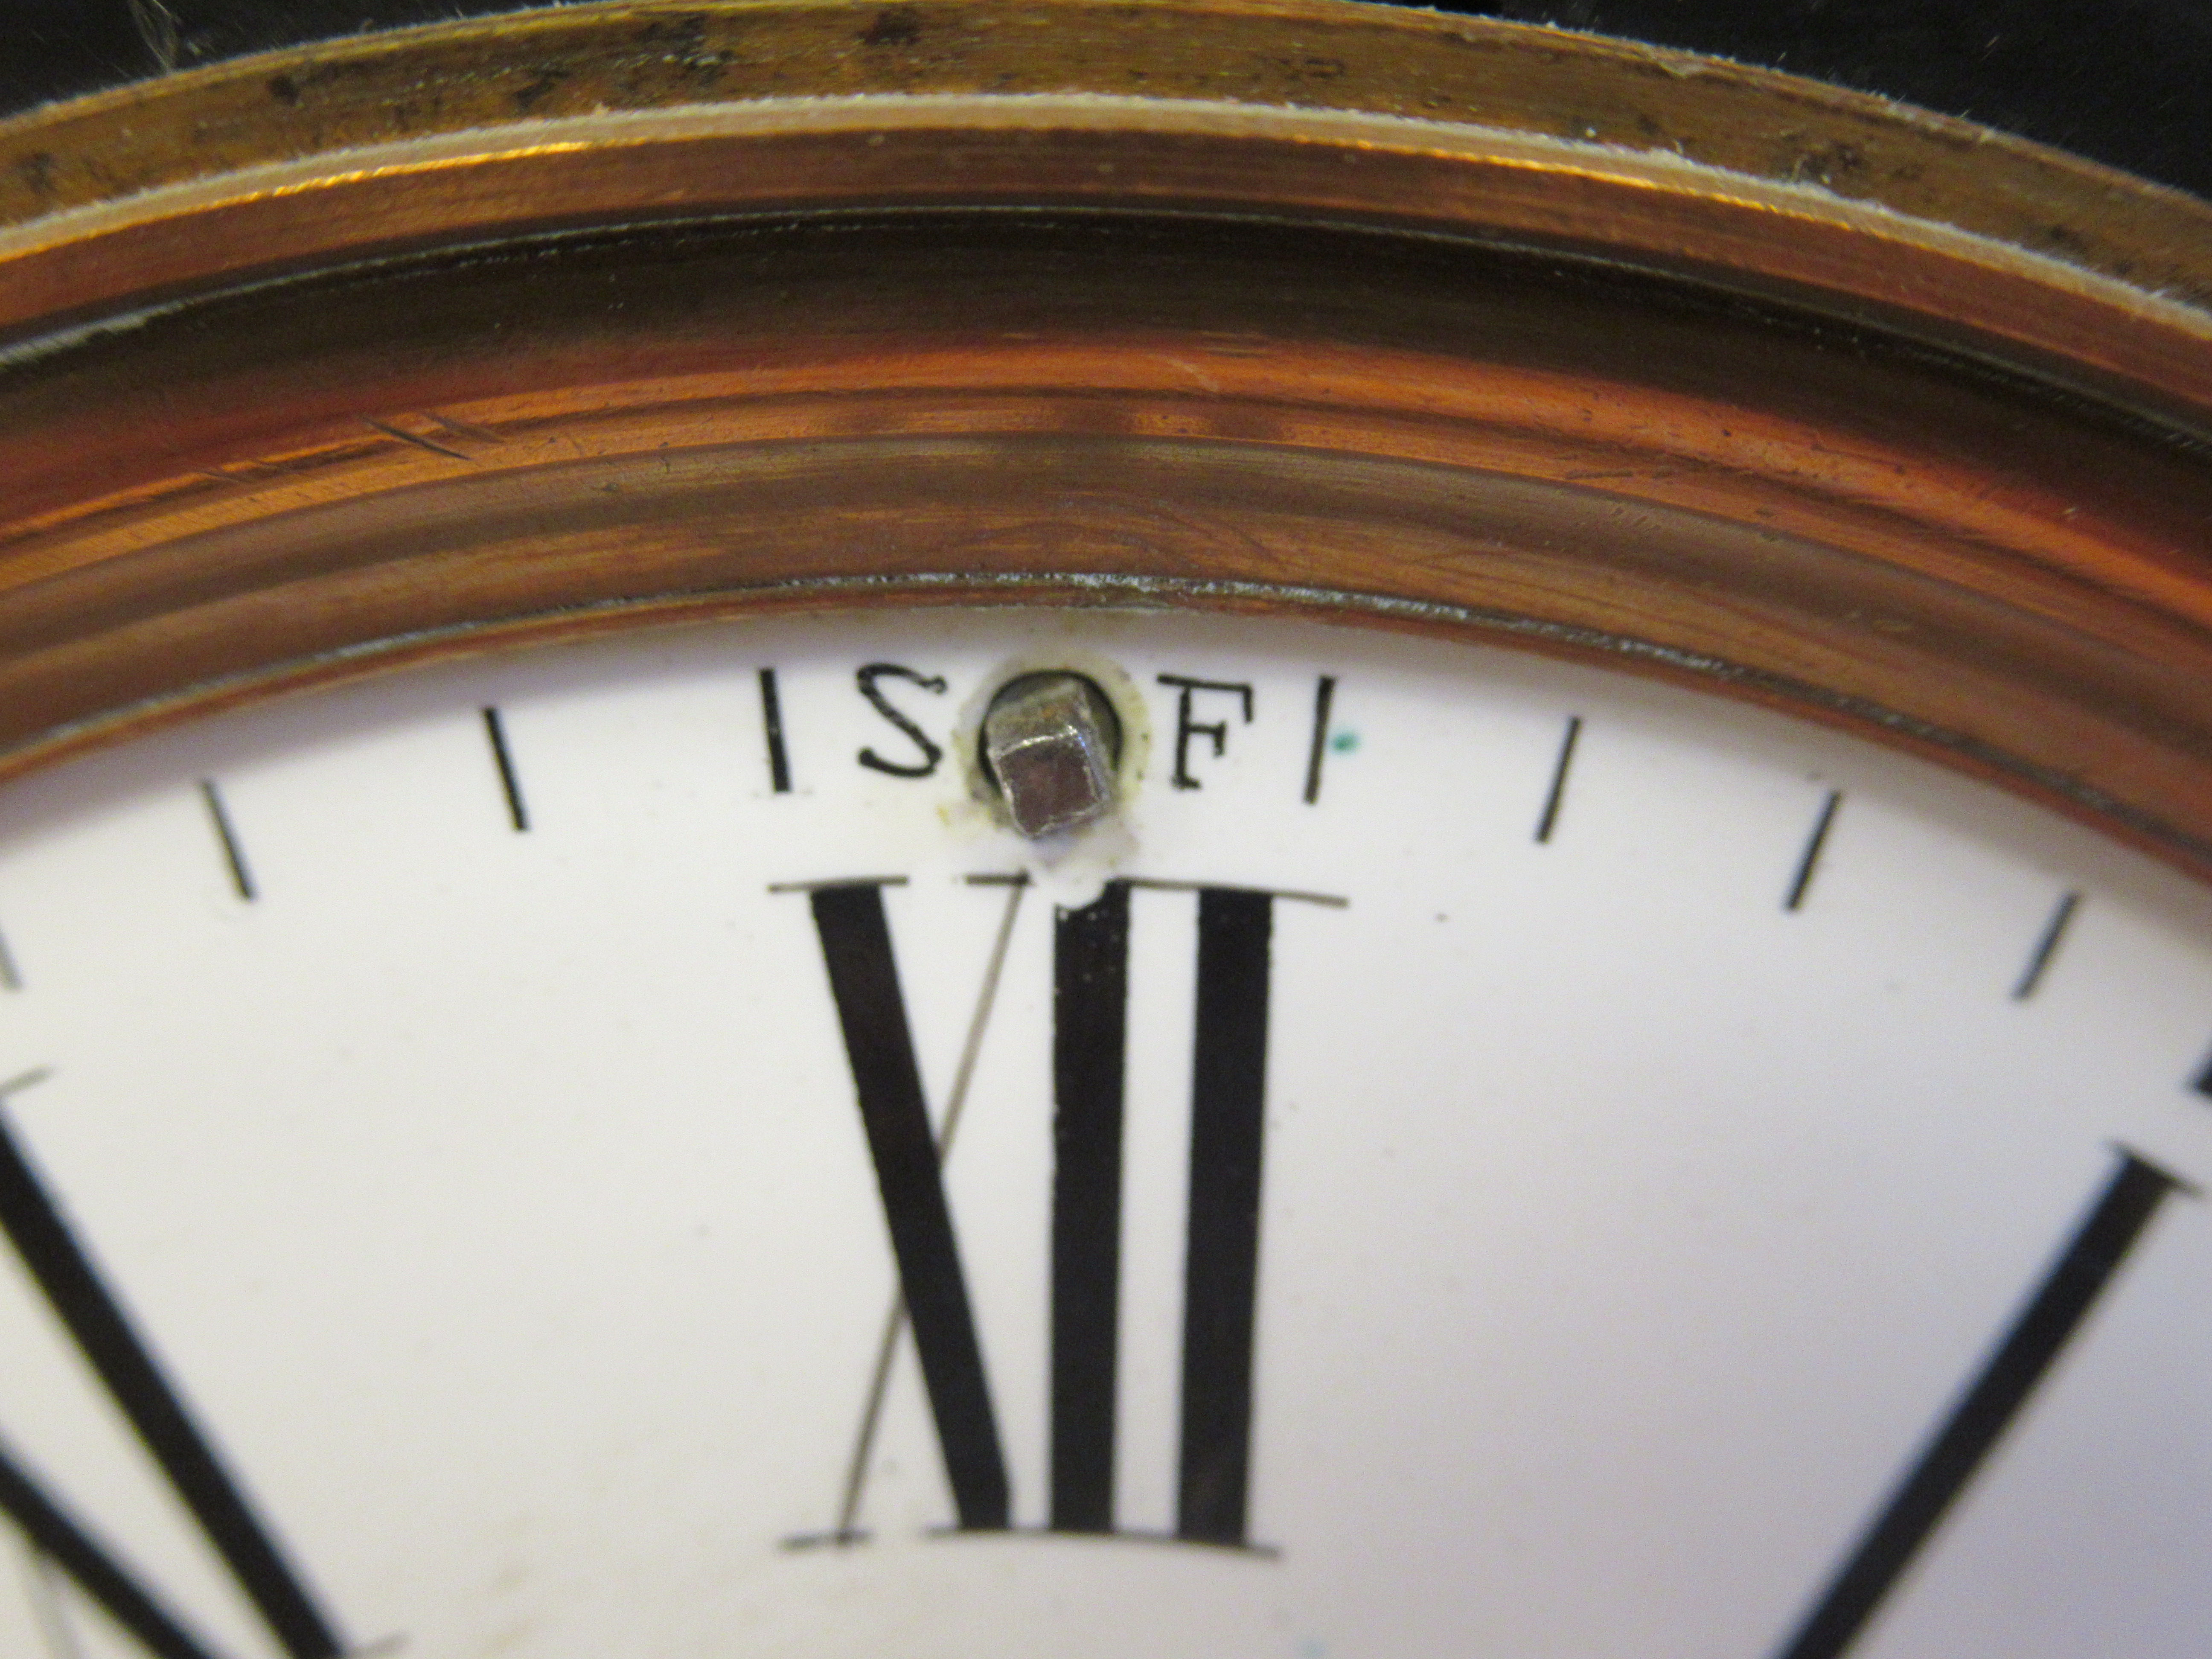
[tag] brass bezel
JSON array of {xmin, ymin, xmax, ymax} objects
[{"xmin": 3, "ymin": 0, "xmax": 2212, "ymax": 869}]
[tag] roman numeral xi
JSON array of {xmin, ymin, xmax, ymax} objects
[
  {"xmin": 803, "ymin": 878, "xmax": 1313, "ymax": 1548},
  {"xmin": 0, "ymin": 1072, "xmax": 342, "ymax": 1659}
]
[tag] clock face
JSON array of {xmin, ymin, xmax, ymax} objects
[
  {"xmin": 0, "ymin": 608, "xmax": 2207, "ymax": 1659},
  {"xmin": 5, "ymin": 3, "xmax": 2212, "ymax": 1655}
]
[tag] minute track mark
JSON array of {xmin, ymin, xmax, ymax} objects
[
  {"xmin": 2011, "ymin": 891, "xmax": 2082, "ymax": 1001},
  {"xmin": 197, "ymin": 783, "xmax": 254, "ymax": 905},
  {"xmin": 1784, "ymin": 790, "xmax": 1844, "ymax": 912},
  {"xmin": 480, "ymin": 707, "xmax": 528, "ymax": 833}
]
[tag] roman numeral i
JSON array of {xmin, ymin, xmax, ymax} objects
[{"xmin": 802, "ymin": 877, "xmax": 1312, "ymax": 1548}]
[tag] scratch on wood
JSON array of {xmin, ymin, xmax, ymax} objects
[
  {"xmin": 360, "ymin": 417, "xmax": 471, "ymax": 460},
  {"xmin": 426, "ymin": 413, "xmax": 506, "ymax": 446},
  {"xmin": 126, "ymin": 0, "xmax": 180, "ymax": 73}
]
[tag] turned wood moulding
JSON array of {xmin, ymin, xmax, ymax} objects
[{"xmin": 2, "ymin": 0, "xmax": 2212, "ymax": 872}]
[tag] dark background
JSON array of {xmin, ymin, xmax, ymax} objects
[{"xmin": 6, "ymin": 0, "xmax": 2211, "ymax": 199}]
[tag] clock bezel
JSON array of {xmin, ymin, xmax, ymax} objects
[{"xmin": 3, "ymin": 0, "xmax": 2212, "ymax": 873}]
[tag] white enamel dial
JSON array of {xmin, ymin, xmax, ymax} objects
[{"xmin": 0, "ymin": 609, "xmax": 2206, "ymax": 1659}]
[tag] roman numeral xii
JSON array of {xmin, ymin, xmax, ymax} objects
[{"xmin": 804, "ymin": 878, "xmax": 1292, "ymax": 1548}]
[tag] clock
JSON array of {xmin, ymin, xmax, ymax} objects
[{"xmin": 1, "ymin": 3, "xmax": 2211, "ymax": 1656}]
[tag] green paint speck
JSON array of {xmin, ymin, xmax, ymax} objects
[{"xmin": 1329, "ymin": 730, "xmax": 1359, "ymax": 753}]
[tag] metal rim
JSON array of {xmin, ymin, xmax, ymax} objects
[{"xmin": 3, "ymin": 0, "xmax": 2212, "ymax": 876}]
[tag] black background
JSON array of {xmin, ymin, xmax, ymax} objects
[{"xmin": 5, "ymin": 0, "xmax": 2211, "ymax": 199}]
